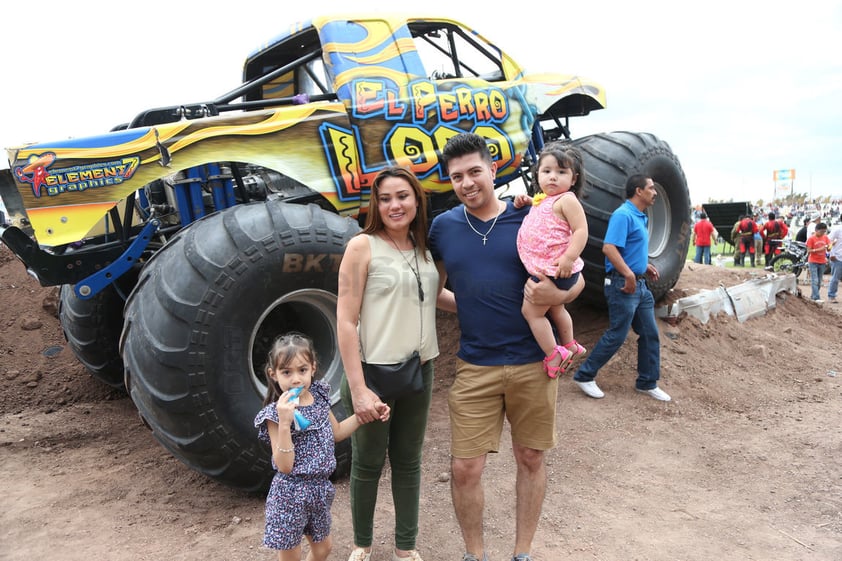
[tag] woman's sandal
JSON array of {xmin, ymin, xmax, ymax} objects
[
  {"xmin": 564, "ymin": 339, "xmax": 587, "ymax": 358},
  {"xmin": 348, "ymin": 548, "xmax": 372, "ymax": 561},
  {"xmin": 543, "ymin": 345, "xmax": 572, "ymax": 379}
]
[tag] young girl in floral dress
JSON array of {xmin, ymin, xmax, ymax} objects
[{"xmin": 254, "ymin": 332, "xmax": 389, "ymax": 561}]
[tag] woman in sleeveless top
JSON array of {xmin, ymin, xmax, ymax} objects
[{"xmin": 337, "ymin": 166, "xmax": 439, "ymax": 561}]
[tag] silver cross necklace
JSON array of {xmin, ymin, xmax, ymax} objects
[{"xmin": 463, "ymin": 202, "xmax": 503, "ymax": 246}]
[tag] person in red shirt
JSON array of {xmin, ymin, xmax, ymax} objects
[
  {"xmin": 737, "ymin": 215, "xmax": 758, "ymax": 267},
  {"xmin": 806, "ymin": 222, "xmax": 831, "ymax": 301},
  {"xmin": 776, "ymin": 216, "xmax": 789, "ymax": 240},
  {"xmin": 761, "ymin": 212, "xmax": 784, "ymax": 266},
  {"xmin": 692, "ymin": 212, "xmax": 717, "ymax": 264}
]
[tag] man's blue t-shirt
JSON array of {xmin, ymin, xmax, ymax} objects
[
  {"xmin": 429, "ymin": 201, "xmax": 544, "ymax": 366},
  {"xmin": 604, "ymin": 200, "xmax": 650, "ymax": 275}
]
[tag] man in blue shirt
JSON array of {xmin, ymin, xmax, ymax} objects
[
  {"xmin": 572, "ymin": 174, "xmax": 671, "ymax": 402},
  {"xmin": 430, "ymin": 133, "xmax": 580, "ymax": 561}
]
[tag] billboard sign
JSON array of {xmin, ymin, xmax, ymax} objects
[
  {"xmin": 773, "ymin": 169, "xmax": 795, "ymax": 182},
  {"xmin": 773, "ymin": 169, "xmax": 795, "ymax": 199}
]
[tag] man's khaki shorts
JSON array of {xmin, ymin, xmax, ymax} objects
[{"xmin": 448, "ymin": 358, "xmax": 558, "ymax": 458}]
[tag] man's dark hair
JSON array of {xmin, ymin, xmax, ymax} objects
[
  {"xmin": 625, "ymin": 174, "xmax": 649, "ymax": 199},
  {"xmin": 700, "ymin": 212, "xmax": 707, "ymax": 219},
  {"xmin": 768, "ymin": 212, "xmax": 776, "ymax": 220},
  {"xmin": 440, "ymin": 133, "xmax": 492, "ymax": 174}
]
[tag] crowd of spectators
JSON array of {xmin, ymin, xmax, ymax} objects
[
  {"xmin": 689, "ymin": 198, "xmax": 840, "ymax": 272},
  {"xmin": 756, "ymin": 200, "xmax": 841, "ymax": 229},
  {"xmin": 692, "ymin": 198, "xmax": 842, "ymax": 241}
]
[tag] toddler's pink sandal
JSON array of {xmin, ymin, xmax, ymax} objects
[
  {"xmin": 564, "ymin": 339, "xmax": 587, "ymax": 358},
  {"xmin": 543, "ymin": 345, "xmax": 572, "ymax": 379}
]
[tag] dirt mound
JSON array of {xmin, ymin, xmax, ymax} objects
[{"xmin": 1, "ymin": 244, "xmax": 840, "ymax": 560}]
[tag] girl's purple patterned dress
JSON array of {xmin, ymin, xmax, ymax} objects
[{"xmin": 254, "ymin": 380, "xmax": 336, "ymax": 550}]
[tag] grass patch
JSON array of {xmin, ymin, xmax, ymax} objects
[{"xmin": 686, "ymin": 240, "xmax": 770, "ymax": 270}]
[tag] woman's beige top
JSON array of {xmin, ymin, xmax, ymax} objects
[{"xmin": 358, "ymin": 234, "xmax": 439, "ymax": 364}]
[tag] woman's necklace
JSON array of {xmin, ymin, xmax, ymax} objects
[
  {"xmin": 464, "ymin": 202, "xmax": 503, "ymax": 246},
  {"xmin": 381, "ymin": 231, "xmax": 425, "ymax": 302}
]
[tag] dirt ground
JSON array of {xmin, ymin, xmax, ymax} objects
[{"xmin": 2, "ymin": 243, "xmax": 841, "ymax": 561}]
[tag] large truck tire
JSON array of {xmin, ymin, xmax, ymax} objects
[
  {"xmin": 59, "ymin": 283, "xmax": 129, "ymax": 388},
  {"xmin": 573, "ymin": 131, "xmax": 691, "ymax": 304},
  {"xmin": 121, "ymin": 201, "xmax": 359, "ymax": 492}
]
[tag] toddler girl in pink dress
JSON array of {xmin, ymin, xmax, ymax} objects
[{"xmin": 516, "ymin": 144, "xmax": 589, "ymax": 377}]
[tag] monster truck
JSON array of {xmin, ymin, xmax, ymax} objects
[{"xmin": 0, "ymin": 15, "xmax": 690, "ymax": 491}]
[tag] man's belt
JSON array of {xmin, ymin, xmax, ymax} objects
[{"xmin": 609, "ymin": 271, "xmax": 646, "ymax": 280}]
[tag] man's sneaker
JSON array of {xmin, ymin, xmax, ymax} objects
[
  {"xmin": 512, "ymin": 555, "xmax": 533, "ymax": 561},
  {"xmin": 461, "ymin": 553, "xmax": 487, "ymax": 561},
  {"xmin": 574, "ymin": 380, "xmax": 604, "ymax": 399},
  {"xmin": 830, "ymin": 297, "xmax": 839, "ymax": 303},
  {"xmin": 636, "ymin": 386, "xmax": 671, "ymax": 401}
]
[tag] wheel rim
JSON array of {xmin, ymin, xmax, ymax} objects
[
  {"xmin": 247, "ymin": 288, "xmax": 342, "ymax": 405},
  {"xmin": 647, "ymin": 183, "xmax": 671, "ymax": 258},
  {"xmin": 773, "ymin": 256, "xmax": 796, "ymax": 274}
]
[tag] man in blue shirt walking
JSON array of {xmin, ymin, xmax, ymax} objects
[{"xmin": 572, "ymin": 174, "xmax": 671, "ymax": 401}]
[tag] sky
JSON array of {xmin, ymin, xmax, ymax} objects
[{"xmin": 1, "ymin": 0, "xmax": 841, "ymax": 207}]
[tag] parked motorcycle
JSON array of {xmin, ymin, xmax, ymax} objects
[{"xmin": 767, "ymin": 239, "xmax": 830, "ymax": 278}]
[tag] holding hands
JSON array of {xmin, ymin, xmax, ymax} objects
[{"xmin": 351, "ymin": 386, "xmax": 391, "ymax": 424}]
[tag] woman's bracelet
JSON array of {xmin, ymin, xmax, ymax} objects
[{"xmin": 276, "ymin": 446, "xmax": 294, "ymax": 454}]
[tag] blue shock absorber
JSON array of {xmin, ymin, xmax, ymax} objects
[
  {"xmin": 187, "ymin": 166, "xmax": 206, "ymax": 220},
  {"xmin": 206, "ymin": 163, "xmax": 235, "ymax": 211},
  {"xmin": 172, "ymin": 166, "xmax": 206, "ymax": 226},
  {"xmin": 222, "ymin": 167, "xmax": 237, "ymax": 207},
  {"xmin": 136, "ymin": 188, "xmax": 151, "ymax": 219},
  {"xmin": 172, "ymin": 176, "xmax": 195, "ymax": 226}
]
